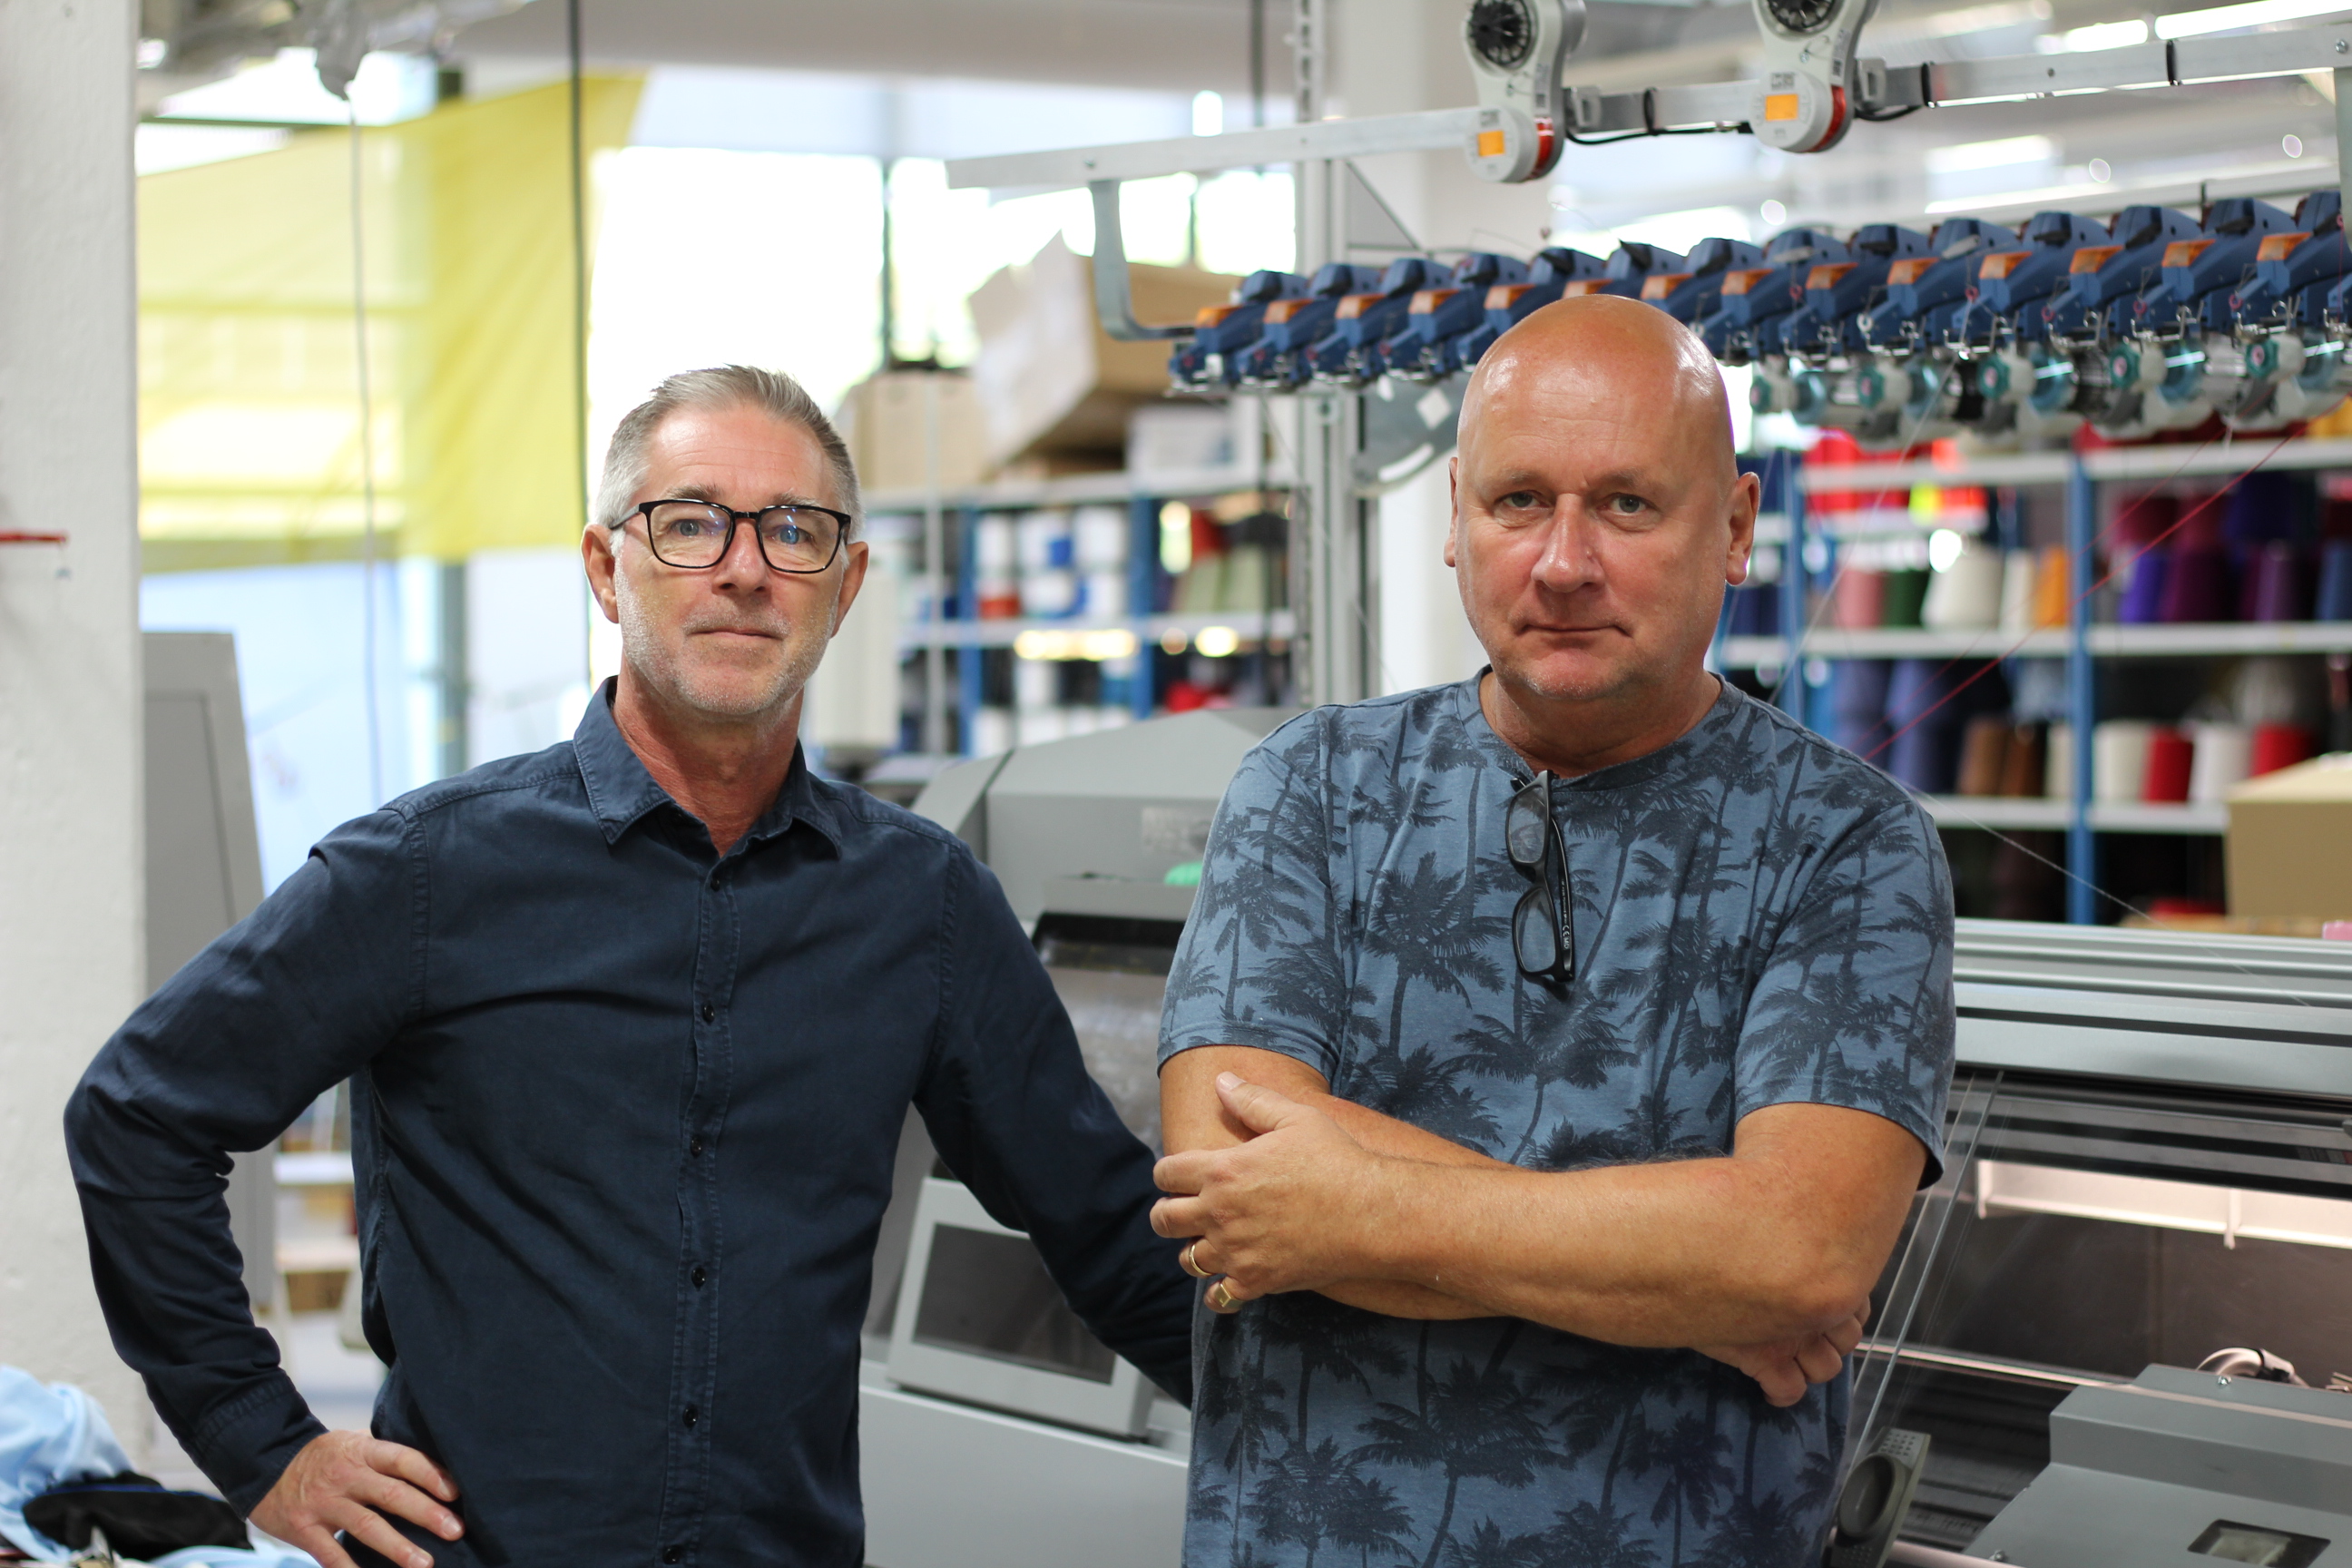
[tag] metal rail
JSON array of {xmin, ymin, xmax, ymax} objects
[{"xmin": 945, "ymin": 22, "xmax": 2352, "ymax": 193}]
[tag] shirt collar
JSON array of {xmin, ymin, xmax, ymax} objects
[
  {"xmin": 1456, "ymin": 669, "xmax": 1745, "ymax": 793},
  {"xmin": 571, "ymin": 681, "xmax": 848, "ymax": 856}
]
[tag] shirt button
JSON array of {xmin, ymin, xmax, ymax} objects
[
  {"xmin": 689, "ymin": 1136, "xmax": 705, "ymax": 1157},
  {"xmin": 662, "ymin": 1549, "xmax": 682, "ymax": 1565},
  {"xmin": 699, "ymin": 1002, "xmax": 716, "ymax": 1023},
  {"xmin": 682, "ymin": 1406, "xmax": 700, "ymax": 1429},
  {"xmin": 691, "ymin": 1265, "xmax": 709, "ymax": 1288}
]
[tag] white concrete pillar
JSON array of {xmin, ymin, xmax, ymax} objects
[{"xmin": 0, "ymin": 0, "xmax": 151, "ymax": 1450}]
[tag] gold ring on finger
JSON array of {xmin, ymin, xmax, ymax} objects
[
  {"xmin": 1180, "ymin": 1240, "xmax": 1214, "ymax": 1279},
  {"xmin": 1207, "ymin": 1279, "xmax": 1239, "ymax": 1313}
]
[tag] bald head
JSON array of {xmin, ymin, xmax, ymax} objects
[
  {"xmin": 1462, "ymin": 294, "xmax": 1738, "ymax": 491},
  {"xmin": 1444, "ymin": 292, "xmax": 1759, "ymax": 773}
]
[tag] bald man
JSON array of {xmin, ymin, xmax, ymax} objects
[{"xmin": 1151, "ymin": 297, "xmax": 1955, "ymax": 1567}]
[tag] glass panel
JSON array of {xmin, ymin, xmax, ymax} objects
[
  {"xmin": 1843, "ymin": 1070, "xmax": 2352, "ymax": 1551},
  {"xmin": 1034, "ymin": 913, "xmax": 1183, "ymax": 1155}
]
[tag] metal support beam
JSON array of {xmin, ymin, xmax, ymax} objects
[
  {"xmin": 1087, "ymin": 181, "xmax": 1195, "ymax": 340},
  {"xmin": 944, "ymin": 20, "xmax": 2352, "ymax": 195},
  {"xmin": 947, "ymin": 107, "xmax": 1480, "ymax": 191},
  {"xmin": 2337, "ymin": 64, "xmax": 2352, "ymax": 234}
]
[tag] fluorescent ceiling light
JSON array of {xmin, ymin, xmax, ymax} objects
[
  {"xmin": 2156, "ymin": 0, "xmax": 2352, "ymax": 38},
  {"xmin": 1926, "ymin": 133, "xmax": 2056, "ymax": 172}
]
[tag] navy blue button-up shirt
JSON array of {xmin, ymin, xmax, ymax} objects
[{"xmin": 66, "ymin": 689, "xmax": 1191, "ymax": 1567}]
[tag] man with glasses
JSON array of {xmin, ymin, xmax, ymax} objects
[
  {"xmin": 67, "ymin": 366, "xmax": 1190, "ymax": 1568},
  {"xmin": 1152, "ymin": 299, "xmax": 1954, "ymax": 1567}
]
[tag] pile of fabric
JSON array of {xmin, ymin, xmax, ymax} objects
[{"xmin": 0, "ymin": 1369, "xmax": 310, "ymax": 1568}]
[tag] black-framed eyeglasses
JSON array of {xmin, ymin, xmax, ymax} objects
[
  {"xmin": 625, "ymin": 498, "xmax": 851, "ymax": 573},
  {"xmin": 1505, "ymin": 772, "xmax": 1576, "ymax": 986}
]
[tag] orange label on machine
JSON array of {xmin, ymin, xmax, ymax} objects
[
  {"xmin": 1408, "ymin": 289, "xmax": 1460, "ymax": 313},
  {"xmin": 1886, "ymin": 257, "xmax": 1938, "ymax": 286},
  {"xmin": 1977, "ymin": 250, "xmax": 2033, "ymax": 280},
  {"xmin": 1720, "ymin": 268, "xmax": 1776, "ymax": 297},
  {"xmin": 1335, "ymin": 294, "xmax": 1377, "ymax": 319},
  {"xmin": 2257, "ymin": 230, "xmax": 2313, "ymax": 262},
  {"xmin": 2066, "ymin": 245, "xmax": 2122, "ymax": 275},
  {"xmin": 1476, "ymin": 129, "xmax": 1506, "ymax": 157},
  {"xmin": 1764, "ymin": 93, "xmax": 1800, "ymax": 122},
  {"xmin": 1805, "ymin": 261, "xmax": 1859, "ymax": 290},
  {"xmin": 1560, "ymin": 279, "xmax": 1609, "ymax": 297},
  {"xmin": 2161, "ymin": 239, "xmax": 2216, "ymax": 270},
  {"xmin": 1641, "ymin": 272, "xmax": 1693, "ymax": 300},
  {"xmin": 1485, "ymin": 283, "xmax": 1536, "ymax": 309}
]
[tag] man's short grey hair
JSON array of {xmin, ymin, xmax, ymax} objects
[{"xmin": 593, "ymin": 364, "xmax": 861, "ymax": 538}]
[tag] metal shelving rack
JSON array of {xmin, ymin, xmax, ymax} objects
[
  {"xmin": 866, "ymin": 463, "xmax": 1298, "ymax": 750},
  {"xmin": 1715, "ymin": 436, "xmax": 2352, "ymax": 922}
]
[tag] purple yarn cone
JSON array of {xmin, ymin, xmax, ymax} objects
[
  {"xmin": 2160, "ymin": 545, "xmax": 2235, "ymax": 623},
  {"xmin": 2119, "ymin": 547, "xmax": 2171, "ymax": 624},
  {"xmin": 2249, "ymin": 542, "xmax": 2311, "ymax": 622}
]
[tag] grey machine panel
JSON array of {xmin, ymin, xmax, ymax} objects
[
  {"xmin": 144, "ymin": 631, "xmax": 275, "ymax": 1308},
  {"xmin": 1953, "ymin": 920, "xmax": 2352, "ymax": 1097},
  {"xmin": 918, "ymin": 707, "xmax": 1292, "ymax": 926},
  {"xmin": 1970, "ymin": 1365, "xmax": 2352, "ymax": 1565}
]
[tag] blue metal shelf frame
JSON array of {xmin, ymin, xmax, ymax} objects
[
  {"xmin": 2065, "ymin": 459, "xmax": 2099, "ymax": 926},
  {"xmin": 1128, "ymin": 495, "xmax": 1161, "ymax": 720},
  {"xmin": 956, "ymin": 506, "xmax": 984, "ymax": 755},
  {"xmin": 1780, "ymin": 462, "xmax": 1809, "ymax": 721}
]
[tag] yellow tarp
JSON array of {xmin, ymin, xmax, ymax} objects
[{"xmin": 138, "ymin": 76, "xmax": 642, "ymax": 571}]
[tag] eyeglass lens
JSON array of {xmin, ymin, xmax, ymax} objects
[
  {"xmin": 645, "ymin": 502, "xmax": 840, "ymax": 572},
  {"xmin": 1514, "ymin": 887, "xmax": 1563, "ymax": 974},
  {"xmin": 1504, "ymin": 781, "xmax": 1550, "ymax": 868}
]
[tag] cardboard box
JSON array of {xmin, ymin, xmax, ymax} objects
[
  {"xmin": 834, "ymin": 370, "xmax": 991, "ymax": 496},
  {"xmin": 2224, "ymin": 753, "xmax": 2352, "ymax": 919},
  {"xmin": 970, "ymin": 236, "xmax": 1238, "ymax": 466}
]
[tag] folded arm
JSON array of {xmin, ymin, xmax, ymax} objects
[{"xmin": 1156, "ymin": 1045, "xmax": 1923, "ymax": 1404}]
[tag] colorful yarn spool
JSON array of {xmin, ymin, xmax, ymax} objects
[
  {"xmin": 2141, "ymin": 727, "xmax": 2195, "ymax": 803},
  {"xmin": 2251, "ymin": 723, "xmax": 2317, "ymax": 777},
  {"xmin": 2187, "ymin": 721, "xmax": 2252, "ymax": 803},
  {"xmin": 2093, "ymin": 720, "xmax": 2156, "ymax": 803}
]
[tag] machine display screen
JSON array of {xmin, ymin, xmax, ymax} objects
[
  {"xmin": 2188, "ymin": 1521, "xmax": 2330, "ymax": 1567},
  {"xmin": 911, "ymin": 1222, "xmax": 1118, "ymax": 1383}
]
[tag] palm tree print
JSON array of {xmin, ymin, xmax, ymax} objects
[
  {"xmin": 1533, "ymin": 1503, "xmax": 1660, "ymax": 1568},
  {"xmin": 1258, "ymin": 1295, "xmax": 1408, "ymax": 1439},
  {"xmin": 1160, "ymin": 679, "xmax": 1955, "ymax": 1568},
  {"xmin": 1355, "ymin": 1357, "xmax": 1564, "ymax": 1568}
]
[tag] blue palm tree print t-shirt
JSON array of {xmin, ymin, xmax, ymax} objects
[{"xmin": 1158, "ymin": 675, "xmax": 1955, "ymax": 1568}]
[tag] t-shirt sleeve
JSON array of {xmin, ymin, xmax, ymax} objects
[
  {"xmin": 1157, "ymin": 724, "xmax": 1347, "ymax": 1082},
  {"xmin": 1733, "ymin": 797, "xmax": 1956, "ymax": 1184}
]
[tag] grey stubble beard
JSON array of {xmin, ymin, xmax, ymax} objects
[{"xmin": 613, "ymin": 571, "xmax": 835, "ymax": 725}]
